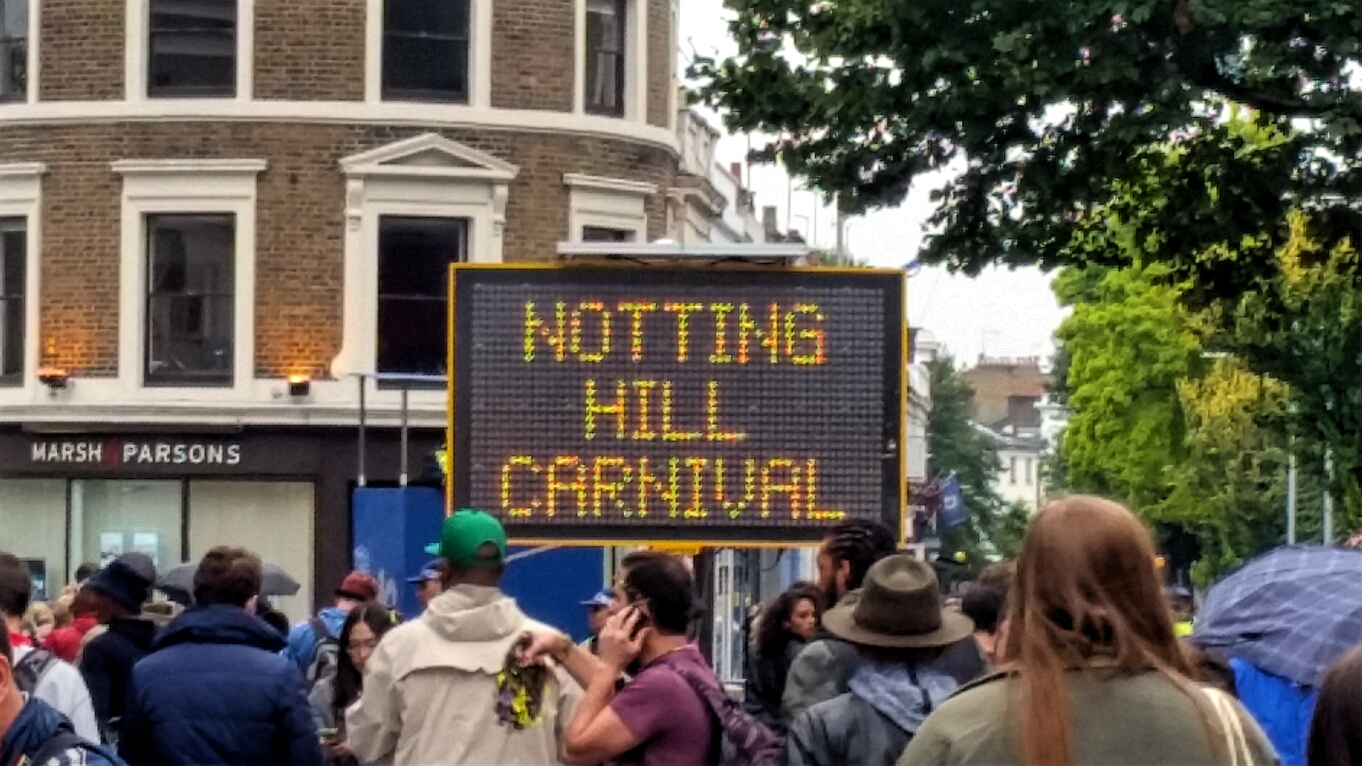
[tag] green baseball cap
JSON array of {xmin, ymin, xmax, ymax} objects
[{"xmin": 425, "ymin": 510, "xmax": 507, "ymax": 567}]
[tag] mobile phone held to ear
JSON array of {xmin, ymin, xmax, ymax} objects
[{"xmin": 628, "ymin": 605, "xmax": 651, "ymax": 639}]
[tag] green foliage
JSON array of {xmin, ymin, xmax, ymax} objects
[
  {"xmin": 1055, "ymin": 265, "xmax": 1201, "ymax": 510},
  {"xmin": 925, "ymin": 357, "xmax": 1018, "ymax": 567},
  {"xmin": 693, "ymin": 1, "xmax": 1362, "ymax": 288}
]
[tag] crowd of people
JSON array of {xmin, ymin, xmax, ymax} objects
[{"xmin": 4, "ymin": 495, "xmax": 1362, "ymax": 764}]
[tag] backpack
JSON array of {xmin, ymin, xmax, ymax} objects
[
  {"xmin": 668, "ymin": 661, "xmax": 783, "ymax": 766},
  {"xmin": 304, "ymin": 617, "xmax": 340, "ymax": 692},
  {"xmin": 22, "ymin": 728, "xmax": 129, "ymax": 766},
  {"xmin": 13, "ymin": 649, "xmax": 59, "ymax": 699}
]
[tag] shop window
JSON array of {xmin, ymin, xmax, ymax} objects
[
  {"xmin": 383, "ymin": 0, "xmax": 469, "ymax": 102},
  {"xmin": 188, "ymin": 481, "xmax": 314, "ymax": 625},
  {"xmin": 376, "ymin": 216, "xmax": 467, "ymax": 377},
  {"xmin": 148, "ymin": 0, "xmax": 237, "ymax": 97},
  {"xmin": 72, "ymin": 480, "xmax": 184, "ymax": 573},
  {"xmin": 0, "ymin": 0, "xmax": 26, "ymax": 101},
  {"xmin": 145, "ymin": 214, "xmax": 236, "ymax": 387},
  {"xmin": 0, "ymin": 217, "xmax": 24, "ymax": 385},
  {"xmin": 581, "ymin": 225, "xmax": 635, "ymax": 243},
  {"xmin": 584, "ymin": 0, "xmax": 626, "ymax": 116},
  {"xmin": 0, "ymin": 479, "xmax": 67, "ymax": 598}
]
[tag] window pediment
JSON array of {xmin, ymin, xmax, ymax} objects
[{"xmin": 339, "ymin": 133, "xmax": 519, "ymax": 182}]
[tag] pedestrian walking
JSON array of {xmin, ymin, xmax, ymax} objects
[
  {"xmin": 744, "ymin": 583, "xmax": 820, "ymax": 734},
  {"xmin": 1306, "ymin": 644, "xmax": 1362, "ymax": 766},
  {"xmin": 579, "ymin": 591, "xmax": 613, "ymax": 655},
  {"xmin": 522, "ymin": 553, "xmax": 727, "ymax": 766},
  {"xmin": 119, "ymin": 546, "xmax": 322, "ymax": 766},
  {"xmin": 788, "ymin": 555, "xmax": 974, "ymax": 766},
  {"xmin": 310, "ymin": 602, "xmax": 393, "ymax": 766},
  {"xmin": 0, "ymin": 627, "xmax": 127, "ymax": 766},
  {"xmin": 960, "ymin": 586, "xmax": 1006, "ymax": 667},
  {"xmin": 899, "ymin": 496, "xmax": 1280, "ymax": 766},
  {"xmin": 782, "ymin": 520, "xmax": 898, "ymax": 721},
  {"xmin": 406, "ymin": 559, "xmax": 445, "ymax": 611},
  {"xmin": 284, "ymin": 571, "xmax": 380, "ymax": 687},
  {"xmin": 345, "ymin": 511, "xmax": 580, "ymax": 766},
  {"xmin": 79, "ymin": 553, "xmax": 159, "ymax": 745},
  {"xmin": 42, "ymin": 588, "xmax": 99, "ymax": 663},
  {"xmin": 0, "ymin": 553, "xmax": 100, "ymax": 742},
  {"xmin": 23, "ymin": 603, "xmax": 55, "ymax": 645}
]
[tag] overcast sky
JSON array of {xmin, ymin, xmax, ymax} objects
[{"xmin": 678, "ymin": 0, "xmax": 1070, "ymax": 366}]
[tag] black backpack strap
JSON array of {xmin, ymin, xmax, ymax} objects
[{"xmin": 26, "ymin": 729, "xmax": 87, "ymax": 766}]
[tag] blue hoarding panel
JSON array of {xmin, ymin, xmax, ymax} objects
[
  {"xmin": 500, "ymin": 546, "xmax": 605, "ymax": 643},
  {"xmin": 352, "ymin": 487, "xmax": 445, "ymax": 620}
]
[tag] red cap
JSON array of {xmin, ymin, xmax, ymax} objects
[{"xmin": 336, "ymin": 571, "xmax": 380, "ymax": 602}]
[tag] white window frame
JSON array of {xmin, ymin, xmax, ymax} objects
[
  {"xmin": 0, "ymin": 162, "xmax": 44, "ymax": 401},
  {"xmin": 126, "ymin": 0, "xmax": 254, "ymax": 102},
  {"xmin": 112, "ymin": 159, "xmax": 264, "ymax": 397},
  {"xmin": 565, "ymin": 173, "xmax": 655, "ymax": 242},
  {"xmin": 332, "ymin": 133, "xmax": 517, "ymax": 382},
  {"xmin": 574, "ymin": 0, "xmax": 646, "ymax": 121},
  {"xmin": 366, "ymin": 0, "xmax": 490, "ymax": 106},
  {"xmin": 1, "ymin": 0, "xmax": 40, "ymax": 103}
]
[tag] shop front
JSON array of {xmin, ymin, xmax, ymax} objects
[{"xmin": 0, "ymin": 427, "xmax": 441, "ymax": 624}]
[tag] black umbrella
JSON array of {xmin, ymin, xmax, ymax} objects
[{"xmin": 156, "ymin": 561, "xmax": 301, "ymax": 605}]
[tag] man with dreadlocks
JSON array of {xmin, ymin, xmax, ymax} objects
[
  {"xmin": 346, "ymin": 511, "xmax": 581, "ymax": 765},
  {"xmin": 781, "ymin": 520, "xmax": 987, "ymax": 722}
]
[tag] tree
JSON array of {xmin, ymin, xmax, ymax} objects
[
  {"xmin": 925, "ymin": 357, "xmax": 1016, "ymax": 567},
  {"xmin": 692, "ymin": 2, "xmax": 1362, "ymax": 295},
  {"xmin": 1054, "ymin": 264, "xmax": 1201, "ymax": 510}
]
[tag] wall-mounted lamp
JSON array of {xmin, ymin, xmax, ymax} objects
[
  {"xmin": 287, "ymin": 375, "xmax": 311, "ymax": 398},
  {"xmin": 37, "ymin": 367, "xmax": 69, "ymax": 390}
]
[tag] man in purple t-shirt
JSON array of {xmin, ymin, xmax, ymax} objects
[{"xmin": 526, "ymin": 555, "xmax": 716, "ymax": 766}]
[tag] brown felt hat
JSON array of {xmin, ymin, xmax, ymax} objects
[{"xmin": 821, "ymin": 555, "xmax": 975, "ymax": 649}]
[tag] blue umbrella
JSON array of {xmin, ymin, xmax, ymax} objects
[{"xmin": 1193, "ymin": 545, "xmax": 1362, "ymax": 686}]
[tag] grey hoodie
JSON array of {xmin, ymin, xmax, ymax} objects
[{"xmin": 346, "ymin": 585, "xmax": 581, "ymax": 766}]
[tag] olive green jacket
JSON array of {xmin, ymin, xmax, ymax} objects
[{"xmin": 900, "ymin": 669, "xmax": 1280, "ymax": 766}]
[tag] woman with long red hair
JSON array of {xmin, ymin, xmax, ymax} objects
[{"xmin": 899, "ymin": 496, "xmax": 1278, "ymax": 766}]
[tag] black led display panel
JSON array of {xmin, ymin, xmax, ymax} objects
[{"xmin": 449, "ymin": 265, "xmax": 906, "ymax": 544}]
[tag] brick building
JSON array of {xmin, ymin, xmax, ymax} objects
[{"xmin": 0, "ymin": 0, "xmax": 682, "ymax": 619}]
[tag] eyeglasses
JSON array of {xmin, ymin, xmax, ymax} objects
[{"xmin": 347, "ymin": 639, "xmax": 379, "ymax": 654}]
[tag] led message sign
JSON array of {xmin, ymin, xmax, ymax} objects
[{"xmin": 448, "ymin": 265, "xmax": 906, "ymax": 543}]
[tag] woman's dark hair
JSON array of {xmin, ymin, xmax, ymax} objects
[
  {"xmin": 757, "ymin": 585, "xmax": 821, "ymax": 657},
  {"xmin": 823, "ymin": 520, "xmax": 897, "ymax": 592},
  {"xmin": 193, "ymin": 547, "xmax": 262, "ymax": 607},
  {"xmin": 334, "ymin": 603, "xmax": 396, "ymax": 720},
  {"xmin": 621, "ymin": 555, "xmax": 695, "ymax": 635},
  {"xmin": 1309, "ymin": 645, "xmax": 1362, "ymax": 766}
]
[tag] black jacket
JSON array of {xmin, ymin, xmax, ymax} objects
[
  {"xmin": 80, "ymin": 617, "xmax": 158, "ymax": 736},
  {"xmin": 743, "ymin": 639, "xmax": 804, "ymax": 734},
  {"xmin": 119, "ymin": 605, "xmax": 323, "ymax": 766}
]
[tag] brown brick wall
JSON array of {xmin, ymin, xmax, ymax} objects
[
  {"xmin": 254, "ymin": 0, "xmax": 366, "ymax": 100},
  {"xmin": 0, "ymin": 123, "xmax": 675, "ymax": 378},
  {"xmin": 490, "ymin": 0, "xmax": 575, "ymax": 111},
  {"xmin": 647, "ymin": 0, "xmax": 671, "ymax": 127},
  {"xmin": 40, "ymin": 0, "xmax": 124, "ymax": 101}
]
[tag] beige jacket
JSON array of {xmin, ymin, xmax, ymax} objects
[{"xmin": 346, "ymin": 585, "xmax": 581, "ymax": 766}]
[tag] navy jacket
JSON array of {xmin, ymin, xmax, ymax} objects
[
  {"xmin": 118, "ymin": 605, "xmax": 324, "ymax": 766},
  {"xmin": 0, "ymin": 697, "xmax": 124, "ymax": 766}
]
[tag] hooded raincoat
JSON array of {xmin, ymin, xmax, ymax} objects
[{"xmin": 346, "ymin": 584, "xmax": 581, "ymax": 766}]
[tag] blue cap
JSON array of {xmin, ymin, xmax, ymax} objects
[
  {"xmin": 407, "ymin": 559, "xmax": 444, "ymax": 584},
  {"xmin": 580, "ymin": 590, "xmax": 613, "ymax": 609}
]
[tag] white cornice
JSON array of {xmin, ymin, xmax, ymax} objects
[
  {"xmin": 0, "ymin": 101, "xmax": 682, "ymax": 156},
  {"xmin": 0, "ymin": 162, "xmax": 48, "ymax": 178},
  {"xmin": 111, "ymin": 159, "xmax": 269, "ymax": 175},
  {"xmin": 564, "ymin": 173, "xmax": 659, "ymax": 196}
]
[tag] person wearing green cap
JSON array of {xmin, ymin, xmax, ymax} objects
[{"xmin": 345, "ymin": 511, "xmax": 582, "ymax": 766}]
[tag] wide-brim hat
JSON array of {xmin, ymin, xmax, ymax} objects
[{"xmin": 822, "ymin": 554, "xmax": 975, "ymax": 649}]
